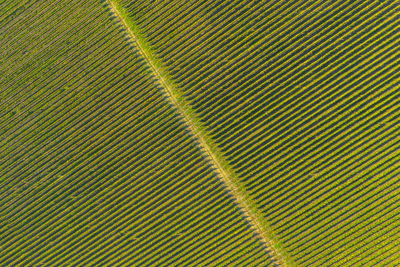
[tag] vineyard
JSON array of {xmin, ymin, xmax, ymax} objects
[{"xmin": 2, "ymin": 0, "xmax": 400, "ymax": 266}]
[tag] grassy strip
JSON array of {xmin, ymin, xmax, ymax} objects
[{"xmin": 106, "ymin": 0, "xmax": 293, "ymax": 265}]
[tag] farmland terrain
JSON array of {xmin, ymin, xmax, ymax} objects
[{"xmin": 2, "ymin": 0, "xmax": 400, "ymax": 266}]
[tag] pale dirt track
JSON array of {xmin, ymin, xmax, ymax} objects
[{"xmin": 106, "ymin": 1, "xmax": 288, "ymax": 265}]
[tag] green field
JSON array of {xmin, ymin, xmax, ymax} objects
[{"xmin": 2, "ymin": 0, "xmax": 400, "ymax": 266}]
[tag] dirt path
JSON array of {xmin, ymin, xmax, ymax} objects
[{"xmin": 106, "ymin": 1, "xmax": 288, "ymax": 265}]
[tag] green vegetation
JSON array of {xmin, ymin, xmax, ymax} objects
[{"xmin": 2, "ymin": 0, "xmax": 400, "ymax": 266}]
